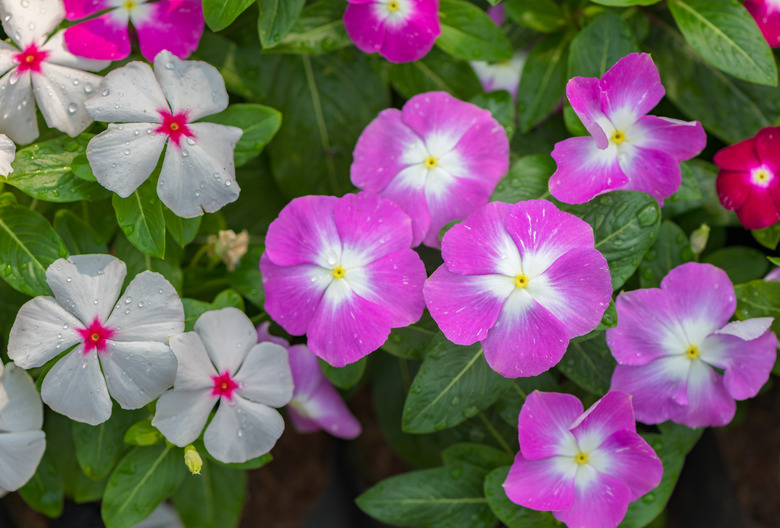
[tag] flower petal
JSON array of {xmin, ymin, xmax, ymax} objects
[
  {"xmin": 343, "ymin": 3, "xmax": 385, "ymax": 55},
  {"xmin": 156, "ymin": 123, "xmax": 242, "ymax": 218},
  {"xmin": 616, "ymin": 144, "xmax": 681, "ymax": 203},
  {"xmin": 194, "ymin": 307, "xmax": 257, "ymax": 376},
  {"xmin": 255, "ymin": 322, "xmax": 289, "ymax": 348},
  {"xmin": 63, "ymin": 15, "xmax": 131, "ymax": 61},
  {"xmin": 402, "ymin": 92, "xmax": 490, "ymax": 153},
  {"xmin": 755, "ymin": 126, "xmax": 780, "ymax": 167},
  {"xmin": 553, "ymin": 466, "xmax": 632, "ymax": 528},
  {"xmin": 63, "ymin": 0, "xmax": 112, "ymax": 19},
  {"xmin": 504, "ymin": 451, "xmax": 576, "ymax": 511},
  {"xmin": 153, "ymin": 50, "xmax": 226, "ymax": 121},
  {"xmin": 0, "ymin": 134, "xmax": 13, "ymax": 176},
  {"xmin": 746, "ymin": 0, "xmax": 780, "ymax": 46},
  {"xmin": 0, "ymin": 363, "xmax": 43, "ymax": 432},
  {"xmin": 85, "ymin": 61, "xmax": 169, "ymax": 123},
  {"xmin": 566, "ymin": 76, "xmax": 609, "ymax": 149},
  {"xmin": 33, "ymin": 64, "xmax": 101, "ymax": 136},
  {"xmin": 589, "ymin": 429, "xmax": 665, "ymax": 501},
  {"xmin": 379, "ymin": 1, "xmax": 440, "ymax": 63},
  {"xmin": 132, "ymin": 0, "xmax": 204, "ymax": 62},
  {"xmin": 260, "ymin": 256, "xmax": 330, "ymax": 336},
  {"xmin": 628, "ymin": 115, "xmax": 706, "ymax": 162},
  {"xmin": 100, "ymin": 340, "xmax": 176, "ymax": 409},
  {"xmin": 2, "ymin": 0, "xmax": 64, "ymax": 48},
  {"xmin": 373, "ymin": 169, "xmax": 432, "ymax": 248},
  {"xmin": 610, "ymin": 356, "xmax": 691, "ymax": 425},
  {"xmin": 733, "ymin": 186, "xmax": 780, "ymax": 229},
  {"xmin": 264, "ymin": 195, "xmax": 340, "ymax": 268},
  {"xmin": 674, "ymin": 360, "xmax": 735, "ymax": 427},
  {"xmin": 234, "ymin": 342, "xmax": 293, "ymax": 407},
  {"xmin": 297, "ymin": 381, "xmax": 362, "ymax": 439},
  {"xmin": 599, "ymin": 53, "xmax": 664, "ymax": 129},
  {"xmin": 549, "ymin": 136, "xmax": 626, "ymax": 204},
  {"xmin": 42, "ymin": 30, "xmax": 113, "ymax": 71},
  {"xmin": 569, "ymin": 391, "xmax": 636, "ymax": 454},
  {"xmin": 106, "ymin": 271, "xmax": 184, "ymax": 343},
  {"xmin": 517, "ymin": 391, "xmax": 583, "ymax": 460},
  {"xmin": 0, "ymin": 430, "xmax": 46, "ymax": 493},
  {"xmin": 8, "ymin": 297, "xmax": 82, "ymax": 369},
  {"xmin": 204, "ymin": 395, "xmax": 285, "ymax": 463},
  {"xmin": 713, "ymin": 135, "xmax": 759, "ymax": 171},
  {"xmin": 41, "ymin": 346, "xmax": 112, "ymax": 425},
  {"xmin": 0, "ymin": 70, "xmax": 38, "ymax": 144},
  {"xmin": 152, "ymin": 388, "xmax": 215, "ymax": 446},
  {"xmin": 169, "ymin": 331, "xmax": 218, "ymax": 391}
]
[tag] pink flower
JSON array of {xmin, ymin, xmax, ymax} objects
[
  {"xmin": 550, "ymin": 53, "xmax": 706, "ymax": 205},
  {"xmin": 608, "ymin": 262, "xmax": 777, "ymax": 428},
  {"xmin": 63, "ymin": 0, "xmax": 204, "ymax": 61},
  {"xmin": 470, "ymin": 5, "xmax": 526, "ymax": 102},
  {"xmin": 766, "ymin": 267, "xmax": 780, "ymax": 281},
  {"xmin": 343, "ymin": 0, "xmax": 441, "ymax": 63},
  {"xmin": 257, "ymin": 323, "xmax": 362, "ymax": 439},
  {"xmin": 713, "ymin": 126, "xmax": 780, "ymax": 230},
  {"xmin": 504, "ymin": 391, "xmax": 663, "ymax": 528},
  {"xmin": 260, "ymin": 192, "xmax": 427, "ymax": 367},
  {"xmin": 423, "ymin": 200, "xmax": 612, "ymax": 378},
  {"xmin": 351, "ymin": 91, "xmax": 509, "ymax": 248},
  {"xmin": 745, "ymin": 0, "xmax": 780, "ymax": 47}
]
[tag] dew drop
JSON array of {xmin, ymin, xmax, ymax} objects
[
  {"xmin": 67, "ymin": 103, "xmax": 78, "ymax": 114},
  {"xmin": 125, "ymin": 297, "xmax": 132, "ymax": 304},
  {"xmin": 102, "ymin": 88, "xmax": 110, "ymax": 96},
  {"xmin": 165, "ymin": 62, "xmax": 175, "ymax": 70}
]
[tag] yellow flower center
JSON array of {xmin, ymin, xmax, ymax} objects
[
  {"xmin": 332, "ymin": 266, "xmax": 345, "ymax": 279},
  {"xmin": 611, "ymin": 130, "xmax": 626, "ymax": 144},
  {"xmin": 424, "ymin": 155, "xmax": 438, "ymax": 169},
  {"xmin": 24, "ymin": 54, "xmax": 34, "ymax": 63},
  {"xmin": 124, "ymin": 0, "xmax": 136, "ymax": 9},
  {"xmin": 685, "ymin": 344, "xmax": 700, "ymax": 360},
  {"xmin": 754, "ymin": 169, "xmax": 769, "ymax": 182},
  {"xmin": 514, "ymin": 273, "xmax": 529, "ymax": 288},
  {"xmin": 575, "ymin": 452, "xmax": 589, "ymax": 465},
  {"xmin": 90, "ymin": 333, "xmax": 100, "ymax": 343},
  {"xmin": 170, "ymin": 123, "xmax": 179, "ymax": 131},
  {"xmin": 387, "ymin": 0, "xmax": 400, "ymax": 12}
]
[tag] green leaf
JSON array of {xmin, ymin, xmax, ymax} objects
[
  {"xmin": 112, "ymin": 179, "xmax": 166, "ymax": 258},
  {"xmin": 227, "ymin": 243, "xmax": 264, "ymax": 309},
  {"xmin": 591, "ymin": 0, "xmax": 661, "ymax": 5},
  {"xmin": 752, "ymin": 222, "xmax": 780, "ymax": 250},
  {"xmin": 101, "ymin": 444, "xmax": 187, "ymax": 528},
  {"xmin": 73, "ymin": 409, "xmax": 144, "ymax": 480},
  {"xmin": 403, "ymin": 334, "xmax": 512, "ymax": 434},
  {"xmin": 504, "ymin": 0, "xmax": 565, "ymax": 33},
  {"xmin": 203, "ymin": 104, "xmax": 282, "ymax": 167},
  {"xmin": 494, "ymin": 373, "xmax": 561, "ymax": 426},
  {"xmin": 768, "ymin": 256, "xmax": 780, "ymax": 266},
  {"xmin": 173, "ymin": 459, "xmax": 247, "ymax": 528},
  {"xmin": 639, "ymin": 220, "xmax": 694, "ymax": 288},
  {"xmin": 18, "ymin": 448, "xmax": 64, "ymax": 518},
  {"xmin": 183, "ymin": 289, "xmax": 245, "ymax": 331},
  {"xmin": 320, "ymin": 357, "xmax": 367, "ymax": 389},
  {"xmin": 437, "ymin": 0, "xmax": 514, "ymax": 62},
  {"xmin": 218, "ymin": 452, "xmax": 273, "ymax": 470},
  {"xmin": 491, "ymin": 155, "xmax": 554, "ymax": 203},
  {"xmin": 668, "ymin": 162, "xmax": 703, "ymax": 203},
  {"xmin": 470, "ymin": 90, "xmax": 516, "ymax": 141},
  {"xmin": 735, "ymin": 280, "xmax": 780, "ymax": 334},
  {"xmin": 0, "ymin": 205, "xmax": 68, "ymax": 296},
  {"xmin": 668, "ymin": 0, "xmax": 776, "ymax": 86},
  {"xmin": 564, "ymin": 192, "xmax": 661, "ymax": 290},
  {"xmin": 71, "ymin": 152, "xmax": 96, "ymax": 181},
  {"xmin": 557, "ymin": 332, "xmax": 616, "ymax": 395},
  {"xmin": 114, "ymin": 232, "xmax": 183, "ymax": 294},
  {"xmin": 703, "ymin": 246, "xmax": 769, "ymax": 284},
  {"xmin": 568, "ymin": 11, "xmax": 639, "ymax": 78},
  {"xmin": 382, "ymin": 320, "xmax": 438, "ymax": 360},
  {"xmin": 163, "ymin": 209, "xmax": 201, "ymax": 248},
  {"xmin": 572, "ymin": 299, "xmax": 618, "ymax": 342},
  {"xmin": 269, "ymin": 0, "xmax": 350, "ymax": 55},
  {"xmin": 124, "ymin": 420, "xmax": 163, "ymax": 446},
  {"xmin": 484, "ymin": 466, "xmax": 559, "ymax": 528},
  {"xmin": 516, "ymin": 31, "xmax": 571, "ymax": 133},
  {"xmin": 663, "ymin": 160, "xmax": 737, "ymax": 225},
  {"xmin": 6, "ymin": 134, "xmax": 108, "ymax": 202},
  {"xmin": 257, "ymin": 0, "xmax": 306, "ymax": 48},
  {"xmin": 386, "ymin": 47, "xmax": 482, "ymax": 101},
  {"xmin": 203, "ymin": 0, "xmax": 254, "ymax": 31},
  {"xmin": 441, "ymin": 443, "xmax": 513, "ymax": 471},
  {"xmin": 53, "ymin": 209, "xmax": 108, "ymax": 255}
]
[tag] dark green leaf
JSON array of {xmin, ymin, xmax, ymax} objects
[
  {"xmin": 491, "ymin": 154, "xmax": 555, "ymax": 203},
  {"xmin": 663, "ymin": 160, "xmax": 737, "ymax": 225},
  {"xmin": 270, "ymin": 0, "xmax": 350, "ymax": 55},
  {"xmin": 441, "ymin": 443, "xmax": 513, "ymax": 471},
  {"xmin": 557, "ymin": 333, "xmax": 616, "ymax": 395},
  {"xmin": 203, "ymin": 104, "xmax": 282, "ymax": 167},
  {"xmin": 484, "ymin": 466, "xmax": 559, "ymax": 528},
  {"xmin": 639, "ymin": 220, "xmax": 694, "ymax": 288},
  {"xmin": 752, "ymin": 222, "xmax": 780, "ymax": 250},
  {"xmin": 257, "ymin": 0, "xmax": 306, "ymax": 48},
  {"xmin": 504, "ymin": 0, "xmax": 565, "ymax": 33},
  {"xmin": 18, "ymin": 448, "xmax": 64, "ymax": 518},
  {"xmin": 53, "ymin": 209, "xmax": 107, "ymax": 255},
  {"xmin": 591, "ymin": 0, "xmax": 661, "ymax": 5},
  {"xmin": 470, "ymin": 90, "xmax": 516, "ymax": 141},
  {"xmin": 494, "ymin": 373, "xmax": 561, "ymax": 426},
  {"xmin": 516, "ymin": 32, "xmax": 571, "ymax": 133},
  {"xmin": 386, "ymin": 47, "xmax": 482, "ymax": 100},
  {"xmin": 568, "ymin": 11, "xmax": 639, "ymax": 78},
  {"xmin": 735, "ymin": 280, "xmax": 780, "ymax": 334},
  {"xmin": 173, "ymin": 458, "xmax": 247, "ymax": 528},
  {"xmin": 73, "ymin": 409, "xmax": 144, "ymax": 480},
  {"xmin": 183, "ymin": 289, "xmax": 245, "ymax": 331},
  {"xmin": 124, "ymin": 420, "xmax": 164, "ymax": 446},
  {"xmin": 438, "ymin": 0, "xmax": 514, "ymax": 62},
  {"xmin": 114, "ymin": 232, "xmax": 183, "ymax": 294},
  {"xmin": 112, "ymin": 179, "xmax": 166, "ymax": 258},
  {"xmin": 321, "ymin": 357, "xmax": 367, "ymax": 389},
  {"xmin": 226, "ymin": 243, "xmax": 264, "ymax": 309},
  {"xmin": 203, "ymin": 0, "xmax": 254, "ymax": 31},
  {"xmin": 383, "ymin": 320, "xmax": 438, "ymax": 360},
  {"xmin": 704, "ymin": 247, "xmax": 769, "ymax": 284},
  {"xmin": 164, "ymin": 209, "xmax": 201, "ymax": 248},
  {"xmin": 668, "ymin": 162, "xmax": 703, "ymax": 203}
]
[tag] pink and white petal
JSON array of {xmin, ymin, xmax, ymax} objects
[
  {"xmin": 287, "ymin": 344, "xmax": 321, "ymax": 399},
  {"xmin": 33, "ymin": 64, "xmax": 102, "ymax": 137},
  {"xmin": 86, "ymin": 123, "xmax": 167, "ymax": 197},
  {"xmin": 482, "ymin": 290, "xmax": 570, "ymax": 378},
  {"xmin": 755, "ymin": 126, "xmax": 780, "ymax": 167},
  {"xmin": 0, "ymin": 363, "xmax": 43, "ymax": 432},
  {"xmin": 424, "ymin": 267, "xmax": 512, "ymax": 345},
  {"xmin": 299, "ymin": 381, "xmax": 362, "ymax": 439},
  {"xmin": 264, "ymin": 195, "xmax": 340, "ymax": 267},
  {"xmin": 566, "ymin": 76, "xmax": 609, "ymax": 148},
  {"xmin": 8, "ymin": 297, "xmax": 82, "ymax": 369},
  {"xmin": 153, "ymin": 50, "xmax": 226, "ymax": 120},
  {"xmin": 402, "ymin": 92, "xmax": 490, "ymax": 154},
  {"xmin": 589, "ymin": 429, "xmax": 663, "ymax": 500},
  {"xmin": 46, "ymin": 254, "xmax": 126, "ymax": 324},
  {"xmin": 168, "ymin": 332, "xmax": 218, "ymax": 390},
  {"xmin": 287, "ymin": 407, "xmax": 322, "ymax": 434},
  {"xmin": 0, "ymin": 134, "xmax": 13, "ymax": 175},
  {"xmin": 100, "ymin": 340, "xmax": 177, "ymax": 409},
  {"xmin": 609, "ymin": 356, "xmax": 691, "ymax": 425},
  {"xmin": 517, "ymin": 391, "xmax": 583, "ymax": 460},
  {"xmin": 62, "ymin": 0, "xmax": 112, "ymax": 19},
  {"xmin": 234, "ymin": 342, "xmax": 293, "ymax": 407},
  {"xmin": 447, "ymin": 109, "xmax": 509, "ymax": 182},
  {"xmin": 156, "ymin": 123, "xmax": 242, "ymax": 218},
  {"xmin": 553, "ymin": 467, "xmax": 632, "ymax": 528},
  {"xmin": 616, "ymin": 144, "xmax": 682, "ymax": 202},
  {"xmin": 505, "ymin": 200, "xmax": 596, "ymax": 279},
  {"xmin": 84, "ymin": 61, "xmax": 169, "ymax": 124},
  {"xmin": 424, "ymin": 174, "xmax": 497, "ymax": 249},
  {"xmin": 528, "ymin": 248, "xmax": 611, "ymax": 338},
  {"xmin": 660, "ymin": 262, "xmax": 735, "ymax": 339},
  {"xmin": 713, "ymin": 317, "xmax": 774, "ymax": 341},
  {"xmin": 334, "ymin": 192, "xmax": 414, "ymax": 267},
  {"xmin": 256, "ymin": 322, "xmax": 289, "ymax": 348},
  {"xmin": 440, "ymin": 201, "xmax": 518, "ymax": 276},
  {"xmin": 0, "ymin": 70, "xmax": 39, "ymax": 144},
  {"xmin": 152, "ymin": 388, "xmax": 215, "ymax": 446},
  {"xmin": 306, "ymin": 280, "xmax": 393, "ymax": 367},
  {"xmin": 379, "ymin": 8, "xmax": 439, "ymax": 63},
  {"xmin": 260, "ymin": 256, "xmax": 331, "ymax": 336},
  {"xmin": 62, "ymin": 15, "xmax": 131, "ymax": 62},
  {"xmin": 194, "ymin": 307, "xmax": 257, "ymax": 376},
  {"xmin": 204, "ymin": 396, "xmax": 285, "ymax": 463},
  {"xmin": 343, "ymin": 4, "xmax": 386, "ymax": 55},
  {"xmin": 0, "ymin": 430, "xmax": 46, "ymax": 492},
  {"xmin": 607, "ymin": 288, "xmax": 689, "ymax": 366},
  {"xmin": 549, "ymin": 136, "xmax": 626, "ymax": 204},
  {"xmin": 627, "ymin": 115, "xmax": 706, "ymax": 162},
  {"xmin": 378, "ymin": 166, "xmax": 431, "ymax": 247},
  {"xmin": 106, "ymin": 271, "xmax": 184, "ymax": 343},
  {"xmin": 1, "ymin": 0, "xmax": 65, "ymax": 48},
  {"xmin": 132, "ymin": 0, "xmax": 204, "ymax": 62},
  {"xmin": 42, "ymin": 30, "xmax": 112, "ymax": 71},
  {"xmin": 675, "ymin": 360, "xmax": 735, "ymax": 427},
  {"xmin": 41, "ymin": 346, "xmax": 112, "ymax": 425},
  {"xmin": 713, "ymin": 136, "xmax": 759, "ymax": 171},
  {"xmin": 701, "ymin": 328, "xmax": 776, "ymax": 400},
  {"xmin": 351, "ymin": 108, "xmax": 425, "ymax": 193},
  {"xmin": 504, "ymin": 452, "xmax": 577, "ymax": 511},
  {"xmin": 569, "ymin": 391, "xmax": 636, "ymax": 453},
  {"xmin": 599, "ymin": 53, "xmax": 664, "ymax": 129}
]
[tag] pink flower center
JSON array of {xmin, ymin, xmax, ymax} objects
[
  {"xmin": 156, "ymin": 111, "xmax": 194, "ymax": 147},
  {"xmin": 76, "ymin": 318, "xmax": 115, "ymax": 354},
  {"xmin": 15, "ymin": 44, "xmax": 49, "ymax": 74},
  {"xmin": 750, "ymin": 165, "xmax": 774, "ymax": 187},
  {"xmin": 211, "ymin": 372, "xmax": 239, "ymax": 400}
]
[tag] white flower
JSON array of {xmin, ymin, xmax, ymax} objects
[
  {"xmin": 8, "ymin": 255, "xmax": 184, "ymax": 425},
  {"xmin": 0, "ymin": 134, "xmax": 15, "ymax": 176},
  {"xmin": 0, "ymin": 0, "xmax": 110, "ymax": 144},
  {"xmin": 85, "ymin": 50, "xmax": 243, "ymax": 218},
  {"xmin": 470, "ymin": 51, "xmax": 527, "ymax": 101},
  {"xmin": 0, "ymin": 361, "xmax": 46, "ymax": 496},
  {"xmin": 152, "ymin": 308, "xmax": 293, "ymax": 464}
]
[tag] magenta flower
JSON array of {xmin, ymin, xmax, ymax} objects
[
  {"xmin": 352, "ymin": 92, "xmax": 509, "ymax": 248},
  {"xmin": 63, "ymin": 0, "xmax": 204, "ymax": 61},
  {"xmin": 714, "ymin": 126, "xmax": 780, "ymax": 230},
  {"xmin": 767, "ymin": 267, "xmax": 780, "ymax": 281},
  {"xmin": 260, "ymin": 192, "xmax": 427, "ymax": 367},
  {"xmin": 423, "ymin": 200, "xmax": 612, "ymax": 378},
  {"xmin": 608, "ymin": 262, "xmax": 777, "ymax": 428},
  {"xmin": 549, "ymin": 53, "xmax": 706, "ymax": 205},
  {"xmin": 504, "ymin": 391, "xmax": 663, "ymax": 528},
  {"xmin": 257, "ymin": 323, "xmax": 362, "ymax": 439},
  {"xmin": 343, "ymin": 0, "xmax": 441, "ymax": 63},
  {"xmin": 745, "ymin": 0, "xmax": 780, "ymax": 47}
]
